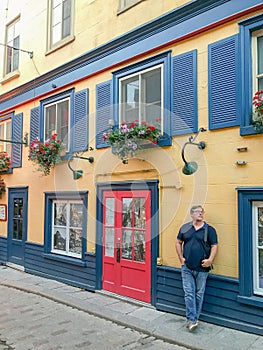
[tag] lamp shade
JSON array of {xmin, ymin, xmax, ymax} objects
[{"xmin": 182, "ymin": 161, "xmax": 198, "ymax": 175}]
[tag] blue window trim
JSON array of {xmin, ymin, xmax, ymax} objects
[
  {"xmin": 112, "ymin": 51, "xmax": 172, "ymax": 146},
  {"xmin": 236, "ymin": 187, "xmax": 263, "ymax": 308},
  {"xmin": 44, "ymin": 191, "xmax": 88, "ymax": 265},
  {"xmin": 40, "ymin": 89, "xmax": 74, "ymax": 154},
  {"xmin": 239, "ymin": 13, "xmax": 263, "ymax": 136}
]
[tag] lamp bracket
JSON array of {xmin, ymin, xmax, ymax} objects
[
  {"xmin": 67, "ymin": 152, "xmax": 94, "ymax": 180},
  {"xmin": 181, "ymin": 128, "xmax": 206, "ymax": 175},
  {"xmin": 0, "ymin": 132, "xmax": 28, "ymax": 147}
]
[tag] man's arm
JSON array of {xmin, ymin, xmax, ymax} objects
[
  {"xmin": 175, "ymin": 239, "xmax": 185, "ymax": 265},
  {"xmin": 201, "ymin": 244, "xmax": 218, "ymax": 268}
]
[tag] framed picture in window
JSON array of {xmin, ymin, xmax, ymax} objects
[{"xmin": 0, "ymin": 204, "xmax": 7, "ymax": 221}]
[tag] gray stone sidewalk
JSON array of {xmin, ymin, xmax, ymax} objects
[{"xmin": 0, "ymin": 265, "xmax": 262, "ymax": 350}]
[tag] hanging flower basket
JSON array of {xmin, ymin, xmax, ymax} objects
[
  {"xmin": 0, "ymin": 152, "xmax": 11, "ymax": 172},
  {"xmin": 252, "ymin": 90, "xmax": 263, "ymax": 132},
  {"xmin": 0, "ymin": 177, "xmax": 6, "ymax": 197},
  {"xmin": 28, "ymin": 134, "xmax": 65, "ymax": 176},
  {"xmin": 103, "ymin": 120, "xmax": 162, "ymax": 164}
]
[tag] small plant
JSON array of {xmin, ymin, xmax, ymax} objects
[
  {"xmin": 0, "ymin": 152, "xmax": 11, "ymax": 172},
  {"xmin": 28, "ymin": 134, "xmax": 64, "ymax": 176},
  {"xmin": 0, "ymin": 177, "xmax": 6, "ymax": 196},
  {"xmin": 103, "ymin": 120, "xmax": 161, "ymax": 163},
  {"xmin": 252, "ymin": 90, "xmax": 263, "ymax": 132}
]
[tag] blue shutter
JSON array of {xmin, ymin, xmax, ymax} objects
[
  {"xmin": 73, "ymin": 89, "xmax": 89, "ymax": 152},
  {"xmin": 96, "ymin": 80, "xmax": 112, "ymax": 148},
  {"xmin": 208, "ymin": 35, "xmax": 240, "ymax": 129},
  {"xmin": 12, "ymin": 113, "xmax": 23, "ymax": 168},
  {"xmin": 171, "ymin": 50, "xmax": 198, "ymax": 136},
  {"xmin": 30, "ymin": 106, "xmax": 40, "ymax": 143}
]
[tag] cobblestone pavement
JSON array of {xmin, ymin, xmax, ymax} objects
[{"xmin": 0, "ymin": 285, "xmax": 190, "ymax": 350}]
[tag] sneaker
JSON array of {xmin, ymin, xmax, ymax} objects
[
  {"xmin": 185, "ymin": 320, "xmax": 191, "ymax": 328},
  {"xmin": 188, "ymin": 321, "xmax": 198, "ymax": 332}
]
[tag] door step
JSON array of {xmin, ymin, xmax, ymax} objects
[
  {"xmin": 97, "ymin": 290, "xmax": 154, "ymax": 309},
  {"xmin": 6, "ymin": 262, "xmax": 25, "ymax": 272}
]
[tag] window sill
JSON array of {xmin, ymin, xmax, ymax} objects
[
  {"xmin": 45, "ymin": 35, "xmax": 75, "ymax": 56},
  {"xmin": 237, "ymin": 295, "xmax": 263, "ymax": 308},
  {"xmin": 43, "ymin": 253, "xmax": 86, "ymax": 267},
  {"xmin": 0, "ymin": 70, "xmax": 20, "ymax": 85},
  {"xmin": 240, "ymin": 125, "xmax": 263, "ymax": 136}
]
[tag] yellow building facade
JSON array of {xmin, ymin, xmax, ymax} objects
[{"xmin": 0, "ymin": 0, "xmax": 263, "ymax": 335}]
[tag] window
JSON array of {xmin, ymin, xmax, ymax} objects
[
  {"xmin": 44, "ymin": 97, "xmax": 70, "ymax": 151},
  {"xmin": 240, "ymin": 14, "xmax": 263, "ymax": 135},
  {"xmin": 119, "ymin": 65, "xmax": 163, "ymax": 129},
  {"xmin": 237, "ymin": 187, "xmax": 263, "ymax": 307},
  {"xmin": 252, "ymin": 202, "xmax": 263, "ymax": 296},
  {"xmin": 118, "ymin": 0, "xmax": 143, "ymax": 13},
  {"xmin": 0, "ymin": 119, "xmax": 12, "ymax": 155},
  {"xmin": 112, "ymin": 52, "xmax": 172, "ymax": 146},
  {"xmin": 5, "ymin": 18, "xmax": 20, "ymax": 75},
  {"xmin": 52, "ymin": 200, "xmax": 83, "ymax": 258},
  {"xmin": 48, "ymin": 0, "xmax": 74, "ymax": 50},
  {"xmin": 252, "ymin": 30, "xmax": 263, "ymax": 94},
  {"xmin": 44, "ymin": 191, "xmax": 88, "ymax": 263}
]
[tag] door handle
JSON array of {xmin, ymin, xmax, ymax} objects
[{"xmin": 116, "ymin": 242, "xmax": 120, "ymax": 263}]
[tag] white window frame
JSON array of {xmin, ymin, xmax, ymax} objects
[
  {"xmin": 44, "ymin": 97, "xmax": 70, "ymax": 152},
  {"xmin": 118, "ymin": 0, "xmax": 143, "ymax": 13},
  {"xmin": 0, "ymin": 119, "xmax": 12, "ymax": 155},
  {"xmin": 47, "ymin": 0, "xmax": 75, "ymax": 52},
  {"xmin": 252, "ymin": 29, "xmax": 263, "ymax": 96},
  {"xmin": 118, "ymin": 64, "xmax": 164, "ymax": 133},
  {"xmin": 5, "ymin": 17, "xmax": 20, "ymax": 75},
  {"xmin": 51, "ymin": 199, "xmax": 83, "ymax": 258},
  {"xmin": 252, "ymin": 201, "xmax": 263, "ymax": 296}
]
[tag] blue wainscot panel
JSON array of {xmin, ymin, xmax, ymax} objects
[
  {"xmin": 0, "ymin": 236, "xmax": 7, "ymax": 264},
  {"xmin": 25, "ymin": 242, "xmax": 96, "ymax": 291},
  {"xmin": 156, "ymin": 266, "xmax": 263, "ymax": 336}
]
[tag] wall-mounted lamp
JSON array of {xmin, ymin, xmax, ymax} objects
[
  {"xmin": 68, "ymin": 152, "xmax": 94, "ymax": 180},
  {"xmin": 181, "ymin": 127, "xmax": 206, "ymax": 175}
]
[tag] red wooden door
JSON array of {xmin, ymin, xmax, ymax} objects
[{"xmin": 102, "ymin": 190, "xmax": 151, "ymax": 302}]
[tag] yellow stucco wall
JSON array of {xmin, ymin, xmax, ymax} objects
[{"xmin": 1, "ymin": 1, "xmax": 263, "ymax": 280}]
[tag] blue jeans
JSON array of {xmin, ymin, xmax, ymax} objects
[{"xmin": 181, "ymin": 264, "xmax": 208, "ymax": 322}]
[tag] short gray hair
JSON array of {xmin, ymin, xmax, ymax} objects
[{"xmin": 190, "ymin": 205, "xmax": 204, "ymax": 213}]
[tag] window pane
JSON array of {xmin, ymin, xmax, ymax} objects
[
  {"xmin": 258, "ymin": 77, "xmax": 263, "ymax": 91},
  {"xmin": 62, "ymin": 0, "xmax": 71, "ymax": 38},
  {"xmin": 52, "ymin": 24, "xmax": 61, "ymax": 44},
  {"xmin": 105, "ymin": 198, "xmax": 115, "ymax": 226},
  {"xmin": 54, "ymin": 202, "xmax": 67, "ymax": 226},
  {"xmin": 69, "ymin": 228, "xmax": 82, "ymax": 254},
  {"xmin": 259, "ymin": 249, "xmax": 263, "ymax": 288},
  {"xmin": 70, "ymin": 203, "xmax": 82, "ymax": 227},
  {"xmin": 105, "ymin": 228, "xmax": 114, "ymax": 257},
  {"xmin": 57, "ymin": 100, "xmax": 69, "ymax": 145},
  {"xmin": 142, "ymin": 68, "xmax": 161, "ymax": 124},
  {"xmin": 122, "ymin": 229, "xmax": 132, "ymax": 260},
  {"xmin": 13, "ymin": 36, "xmax": 19, "ymax": 70},
  {"xmin": 134, "ymin": 198, "xmax": 146, "ymax": 228},
  {"xmin": 257, "ymin": 35, "xmax": 263, "ymax": 75},
  {"xmin": 122, "ymin": 198, "xmax": 132, "ymax": 227},
  {"xmin": 53, "ymin": 228, "xmax": 66, "ymax": 251},
  {"xmin": 134, "ymin": 230, "xmax": 145, "ymax": 262},
  {"xmin": 45, "ymin": 105, "xmax": 57, "ymax": 139},
  {"xmin": 121, "ymin": 76, "xmax": 139, "ymax": 123}
]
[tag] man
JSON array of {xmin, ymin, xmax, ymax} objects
[{"xmin": 175, "ymin": 205, "xmax": 218, "ymax": 332}]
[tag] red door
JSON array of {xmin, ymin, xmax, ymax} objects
[{"xmin": 102, "ymin": 190, "xmax": 151, "ymax": 302}]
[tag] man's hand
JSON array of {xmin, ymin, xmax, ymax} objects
[{"xmin": 201, "ymin": 258, "xmax": 212, "ymax": 268}]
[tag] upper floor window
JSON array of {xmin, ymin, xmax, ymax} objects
[
  {"xmin": 44, "ymin": 97, "xmax": 70, "ymax": 151},
  {"xmin": 240, "ymin": 14, "xmax": 263, "ymax": 135},
  {"xmin": 118, "ymin": 0, "xmax": 143, "ymax": 13},
  {"xmin": 119, "ymin": 65, "xmax": 163, "ymax": 130},
  {"xmin": 252, "ymin": 30, "xmax": 263, "ymax": 94},
  {"xmin": 47, "ymin": 0, "xmax": 74, "ymax": 51},
  {"xmin": 5, "ymin": 18, "xmax": 20, "ymax": 75},
  {"xmin": 0, "ymin": 119, "xmax": 12, "ymax": 155}
]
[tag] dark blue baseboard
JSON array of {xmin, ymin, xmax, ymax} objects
[
  {"xmin": 24, "ymin": 242, "xmax": 96, "ymax": 291},
  {"xmin": 0, "ymin": 236, "xmax": 7, "ymax": 263},
  {"xmin": 156, "ymin": 265, "xmax": 263, "ymax": 336}
]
